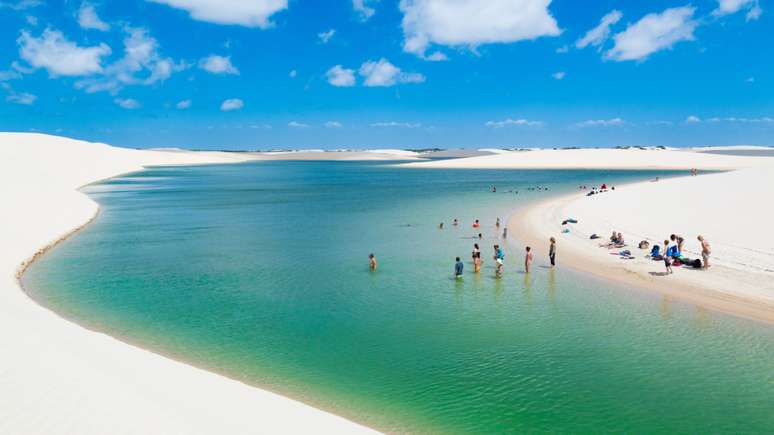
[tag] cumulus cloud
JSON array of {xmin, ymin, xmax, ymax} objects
[
  {"xmin": 685, "ymin": 115, "xmax": 701, "ymax": 123},
  {"xmin": 325, "ymin": 121, "xmax": 343, "ymax": 128},
  {"xmin": 352, "ymin": 0, "xmax": 376, "ymax": 21},
  {"xmin": 17, "ymin": 29, "xmax": 111, "ymax": 76},
  {"xmin": 713, "ymin": 0, "xmax": 762, "ymax": 20},
  {"xmin": 485, "ymin": 118, "xmax": 542, "ymax": 128},
  {"xmin": 176, "ymin": 99, "xmax": 191, "ymax": 109},
  {"xmin": 0, "ymin": 0, "xmax": 41, "ymax": 11},
  {"xmin": 147, "ymin": 0, "xmax": 287, "ymax": 27},
  {"xmin": 551, "ymin": 71, "xmax": 565, "ymax": 80},
  {"xmin": 326, "ymin": 65, "xmax": 356, "ymax": 87},
  {"xmin": 78, "ymin": 3, "xmax": 110, "ymax": 31},
  {"xmin": 75, "ymin": 27, "xmax": 184, "ymax": 93},
  {"xmin": 555, "ymin": 44, "xmax": 569, "ymax": 53},
  {"xmin": 399, "ymin": 0, "xmax": 560, "ymax": 59},
  {"xmin": 288, "ymin": 121, "xmax": 309, "ymax": 128},
  {"xmin": 220, "ymin": 98, "xmax": 243, "ymax": 111},
  {"xmin": 575, "ymin": 9, "xmax": 622, "ymax": 49},
  {"xmin": 370, "ymin": 121, "xmax": 421, "ymax": 128},
  {"xmin": 289, "ymin": 69, "xmax": 297, "ymax": 78},
  {"xmin": 115, "ymin": 97, "xmax": 140, "ymax": 109},
  {"xmin": 198, "ymin": 54, "xmax": 239, "ymax": 75},
  {"xmin": 359, "ymin": 58, "xmax": 424, "ymax": 87},
  {"xmin": 606, "ymin": 6, "xmax": 697, "ymax": 62},
  {"xmin": 318, "ymin": 29, "xmax": 335, "ymax": 43},
  {"xmin": 574, "ymin": 118, "xmax": 626, "ymax": 128}
]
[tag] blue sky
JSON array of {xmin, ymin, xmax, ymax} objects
[{"xmin": 0, "ymin": 0, "xmax": 771, "ymax": 150}]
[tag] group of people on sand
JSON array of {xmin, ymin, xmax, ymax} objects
[
  {"xmin": 600, "ymin": 229, "xmax": 712, "ymax": 275},
  {"xmin": 581, "ymin": 183, "xmax": 615, "ymax": 196}
]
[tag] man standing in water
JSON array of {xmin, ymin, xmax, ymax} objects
[
  {"xmin": 525, "ymin": 246, "xmax": 533, "ymax": 273},
  {"xmin": 549, "ymin": 237, "xmax": 556, "ymax": 267},
  {"xmin": 369, "ymin": 253, "xmax": 377, "ymax": 271},
  {"xmin": 455, "ymin": 257, "xmax": 464, "ymax": 278}
]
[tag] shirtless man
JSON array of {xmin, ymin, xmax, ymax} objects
[{"xmin": 698, "ymin": 235, "xmax": 711, "ymax": 269}]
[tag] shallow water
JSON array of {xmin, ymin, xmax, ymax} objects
[{"xmin": 25, "ymin": 162, "xmax": 774, "ymax": 433}]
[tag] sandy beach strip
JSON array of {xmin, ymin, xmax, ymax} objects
[
  {"xmin": 508, "ymin": 167, "xmax": 774, "ymax": 324},
  {"xmin": 0, "ymin": 133, "xmax": 376, "ymax": 434}
]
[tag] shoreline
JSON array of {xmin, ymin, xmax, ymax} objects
[
  {"xmin": 508, "ymin": 178, "xmax": 774, "ymax": 325},
  {"xmin": 1, "ymin": 133, "xmax": 375, "ymax": 434}
]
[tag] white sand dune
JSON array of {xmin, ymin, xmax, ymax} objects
[
  {"xmin": 0, "ymin": 133, "xmax": 375, "ymax": 434},
  {"xmin": 402, "ymin": 148, "xmax": 764, "ymax": 170}
]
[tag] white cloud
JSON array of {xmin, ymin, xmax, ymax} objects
[
  {"xmin": 326, "ymin": 65, "xmax": 356, "ymax": 87},
  {"xmin": 685, "ymin": 115, "xmax": 701, "ymax": 123},
  {"xmin": 289, "ymin": 69, "xmax": 297, "ymax": 78},
  {"xmin": 1, "ymin": 83, "xmax": 36, "ymax": 105},
  {"xmin": 0, "ymin": 0, "xmax": 41, "ymax": 11},
  {"xmin": 399, "ymin": 0, "xmax": 560, "ymax": 59},
  {"xmin": 325, "ymin": 121, "xmax": 342, "ymax": 128},
  {"xmin": 555, "ymin": 44, "xmax": 569, "ymax": 53},
  {"xmin": 147, "ymin": 0, "xmax": 287, "ymax": 28},
  {"xmin": 575, "ymin": 9, "xmax": 622, "ymax": 49},
  {"xmin": 288, "ymin": 121, "xmax": 309, "ymax": 128},
  {"xmin": 78, "ymin": 3, "xmax": 110, "ymax": 31},
  {"xmin": 574, "ymin": 118, "xmax": 626, "ymax": 128},
  {"xmin": 0, "ymin": 68, "xmax": 22, "ymax": 81},
  {"xmin": 220, "ymin": 98, "xmax": 243, "ymax": 111},
  {"xmin": 370, "ymin": 121, "xmax": 421, "ymax": 128},
  {"xmin": 198, "ymin": 54, "xmax": 239, "ymax": 75},
  {"xmin": 606, "ymin": 6, "xmax": 697, "ymax": 62},
  {"xmin": 714, "ymin": 116, "xmax": 774, "ymax": 124},
  {"xmin": 115, "ymin": 97, "xmax": 140, "ymax": 109},
  {"xmin": 7, "ymin": 91, "xmax": 36, "ymax": 104},
  {"xmin": 318, "ymin": 29, "xmax": 335, "ymax": 43},
  {"xmin": 552, "ymin": 71, "xmax": 565, "ymax": 80},
  {"xmin": 746, "ymin": 76, "xmax": 755, "ymax": 83},
  {"xmin": 713, "ymin": 0, "xmax": 761, "ymax": 20},
  {"xmin": 18, "ymin": 29, "xmax": 111, "ymax": 76},
  {"xmin": 75, "ymin": 27, "xmax": 183, "ymax": 93},
  {"xmin": 352, "ymin": 0, "xmax": 376, "ymax": 21},
  {"xmin": 485, "ymin": 118, "xmax": 542, "ymax": 128},
  {"xmin": 176, "ymin": 99, "xmax": 191, "ymax": 109},
  {"xmin": 359, "ymin": 58, "xmax": 425, "ymax": 87},
  {"xmin": 25, "ymin": 15, "xmax": 37, "ymax": 25}
]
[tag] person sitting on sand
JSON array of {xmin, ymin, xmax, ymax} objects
[
  {"xmin": 369, "ymin": 254, "xmax": 377, "ymax": 271},
  {"xmin": 455, "ymin": 257, "xmax": 464, "ymax": 278},
  {"xmin": 525, "ymin": 246, "xmax": 533, "ymax": 273},
  {"xmin": 616, "ymin": 233, "xmax": 625, "ymax": 247},
  {"xmin": 663, "ymin": 240, "xmax": 673, "ymax": 274},
  {"xmin": 610, "ymin": 231, "xmax": 618, "ymax": 243},
  {"xmin": 549, "ymin": 237, "xmax": 556, "ymax": 267},
  {"xmin": 698, "ymin": 235, "xmax": 711, "ymax": 269}
]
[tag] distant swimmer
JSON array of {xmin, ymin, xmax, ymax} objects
[
  {"xmin": 455, "ymin": 257, "xmax": 464, "ymax": 278},
  {"xmin": 478, "ymin": 233, "xmax": 483, "ymax": 240},
  {"xmin": 496, "ymin": 217, "xmax": 501, "ymax": 228},
  {"xmin": 439, "ymin": 222, "xmax": 444, "ymax": 229},
  {"xmin": 453, "ymin": 218, "xmax": 459, "ymax": 226},
  {"xmin": 502, "ymin": 227, "xmax": 508, "ymax": 239},
  {"xmin": 369, "ymin": 253, "xmax": 377, "ymax": 271},
  {"xmin": 524, "ymin": 246, "xmax": 533, "ymax": 273},
  {"xmin": 492, "ymin": 186, "xmax": 497, "ymax": 193},
  {"xmin": 472, "ymin": 219, "xmax": 480, "ymax": 228}
]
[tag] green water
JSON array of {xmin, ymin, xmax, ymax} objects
[{"xmin": 24, "ymin": 162, "xmax": 774, "ymax": 433}]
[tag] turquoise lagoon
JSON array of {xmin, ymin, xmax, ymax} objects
[{"xmin": 24, "ymin": 161, "xmax": 774, "ymax": 433}]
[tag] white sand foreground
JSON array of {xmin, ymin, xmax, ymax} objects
[
  {"xmin": 0, "ymin": 133, "xmax": 375, "ymax": 434},
  {"xmin": 405, "ymin": 147, "xmax": 774, "ymax": 322}
]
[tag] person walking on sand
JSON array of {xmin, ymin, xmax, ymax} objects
[
  {"xmin": 698, "ymin": 235, "xmax": 711, "ymax": 269},
  {"xmin": 525, "ymin": 246, "xmax": 533, "ymax": 273},
  {"xmin": 369, "ymin": 253, "xmax": 377, "ymax": 271},
  {"xmin": 549, "ymin": 237, "xmax": 556, "ymax": 267},
  {"xmin": 455, "ymin": 257, "xmax": 464, "ymax": 278}
]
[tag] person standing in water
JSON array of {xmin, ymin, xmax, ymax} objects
[
  {"xmin": 496, "ymin": 217, "xmax": 501, "ymax": 229},
  {"xmin": 698, "ymin": 235, "xmax": 711, "ymax": 269},
  {"xmin": 502, "ymin": 227, "xmax": 508, "ymax": 239},
  {"xmin": 525, "ymin": 246, "xmax": 533, "ymax": 273},
  {"xmin": 369, "ymin": 253, "xmax": 377, "ymax": 271},
  {"xmin": 549, "ymin": 237, "xmax": 556, "ymax": 267},
  {"xmin": 455, "ymin": 257, "xmax": 464, "ymax": 278},
  {"xmin": 472, "ymin": 243, "xmax": 481, "ymax": 272}
]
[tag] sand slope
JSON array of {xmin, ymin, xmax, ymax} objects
[{"xmin": 0, "ymin": 133, "xmax": 375, "ymax": 434}]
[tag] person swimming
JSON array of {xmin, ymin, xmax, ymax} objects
[
  {"xmin": 472, "ymin": 219, "xmax": 480, "ymax": 228},
  {"xmin": 453, "ymin": 218, "xmax": 459, "ymax": 226}
]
